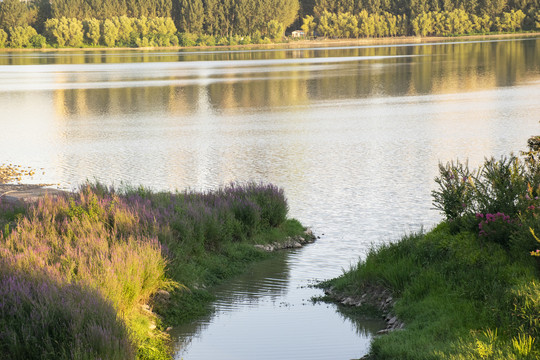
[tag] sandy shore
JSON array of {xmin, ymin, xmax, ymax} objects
[{"xmin": 0, "ymin": 184, "xmax": 67, "ymax": 204}]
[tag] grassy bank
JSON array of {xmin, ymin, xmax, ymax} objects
[
  {"xmin": 0, "ymin": 182, "xmax": 308, "ymax": 359},
  {"xmin": 325, "ymin": 139, "xmax": 540, "ymax": 359}
]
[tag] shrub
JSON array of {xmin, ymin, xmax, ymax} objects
[
  {"xmin": 178, "ymin": 32, "xmax": 197, "ymax": 46},
  {"xmin": 196, "ymin": 33, "xmax": 216, "ymax": 46},
  {"xmin": 474, "ymin": 156, "xmax": 527, "ymax": 216},
  {"xmin": 29, "ymin": 33, "xmax": 46, "ymax": 48},
  {"xmin": 433, "ymin": 138, "xmax": 540, "ymax": 248},
  {"xmin": 432, "ymin": 160, "xmax": 476, "ymax": 221},
  {"xmin": 476, "ymin": 212, "xmax": 518, "ymax": 247}
]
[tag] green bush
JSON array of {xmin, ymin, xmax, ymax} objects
[
  {"xmin": 196, "ymin": 33, "xmax": 215, "ymax": 46},
  {"xmin": 178, "ymin": 32, "xmax": 197, "ymax": 46},
  {"xmin": 433, "ymin": 138, "xmax": 540, "ymax": 249},
  {"xmin": 29, "ymin": 33, "xmax": 46, "ymax": 48},
  {"xmin": 432, "ymin": 160, "xmax": 476, "ymax": 221}
]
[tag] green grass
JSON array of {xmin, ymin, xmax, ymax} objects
[
  {"xmin": 326, "ymin": 222, "xmax": 540, "ymax": 359},
  {"xmin": 158, "ymin": 218, "xmax": 305, "ymax": 324}
]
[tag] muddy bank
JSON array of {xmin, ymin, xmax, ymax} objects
[{"xmin": 323, "ymin": 283, "xmax": 404, "ymax": 336}]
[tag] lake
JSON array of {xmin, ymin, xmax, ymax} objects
[{"xmin": 1, "ymin": 36, "xmax": 539, "ymax": 359}]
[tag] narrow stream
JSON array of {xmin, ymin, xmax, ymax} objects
[{"xmin": 173, "ymin": 250, "xmax": 386, "ymax": 359}]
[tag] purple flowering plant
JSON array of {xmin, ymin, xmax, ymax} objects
[{"xmin": 476, "ymin": 212, "xmax": 517, "ymax": 246}]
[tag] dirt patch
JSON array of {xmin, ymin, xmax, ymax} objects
[{"xmin": 0, "ymin": 184, "xmax": 67, "ymax": 204}]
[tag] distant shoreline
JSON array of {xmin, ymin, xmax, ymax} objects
[{"xmin": 1, "ymin": 32, "xmax": 538, "ymax": 53}]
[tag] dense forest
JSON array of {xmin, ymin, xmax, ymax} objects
[{"xmin": 0, "ymin": 0, "xmax": 538, "ymax": 48}]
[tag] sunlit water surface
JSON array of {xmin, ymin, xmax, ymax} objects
[{"xmin": 0, "ymin": 37, "xmax": 539, "ymax": 359}]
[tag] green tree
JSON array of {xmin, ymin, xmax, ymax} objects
[
  {"xmin": 0, "ymin": 0, "xmax": 29, "ymax": 30},
  {"xmin": 102, "ymin": 19, "xmax": 119, "ymax": 46},
  {"xmin": 9, "ymin": 25, "xmax": 37, "ymax": 48},
  {"xmin": 316, "ymin": 10, "xmax": 333, "ymax": 36},
  {"xmin": 32, "ymin": 0, "xmax": 52, "ymax": 33},
  {"xmin": 357, "ymin": 9, "xmax": 375, "ymax": 37},
  {"xmin": 83, "ymin": 18, "xmax": 101, "ymax": 45},
  {"xmin": 267, "ymin": 19, "xmax": 284, "ymax": 40},
  {"xmin": 67, "ymin": 18, "xmax": 84, "ymax": 46},
  {"xmin": 112, "ymin": 16, "xmax": 133, "ymax": 44},
  {"xmin": 50, "ymin": 0, "xmax": 89, "ymax": 19},
  {"xmin": 500, "ymin": 9, "xmax": 526, "ymax": 31},
  {"xmin": 480, "ymin": 0, "xmax": 507, "ymax": 18},
  {"xmin": 412, "ymin": 11, "xmax": 434, "ymax": 35},
  {"xmin": 45, "ymin": 17, "xmax": 83, "ymax": 47},
  {"xmin": 314, "ymin": 0, "xmax": 337, "ymax": 17},
  {"xmin": 0, "ymin": 29, "xmax": 7, "ymax": 47},
  {"xmin": 471, "ymin": 13, "xmax": 493, "ymax": 32},
  {"xmin": 385, "ymin": 12, "xmax": 398, "ymax": 35},
  {"xmin": 301, "ymin": 15, "xmax": 317, "ymax": 36},
  {"xmin": 133, "ymin": 16, "xmax": 149, "ymax": 36},
  {"xmin": 176, "ymin": 0, "xmax": 204, "ymax": 33}
]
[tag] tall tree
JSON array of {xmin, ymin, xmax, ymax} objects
[
  {"xmin": 0, "ymin": 0, "xmax": 29, "ymax": 30},
  {"xmin": 176, "ymin": 0, "xmax": 204, "ymax": 32}
]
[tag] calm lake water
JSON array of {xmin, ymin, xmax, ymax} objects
[{"xmin": 1, "ymin": 36, "xmax": 539, "ymax": 359}]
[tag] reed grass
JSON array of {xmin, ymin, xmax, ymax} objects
[{"xmin": 0, "ymin": 181, "xmax": 303, "ymax": 359}]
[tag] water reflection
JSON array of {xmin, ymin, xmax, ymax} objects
[
  {"xmin": 0, "ymin": 37, "xmax": 537, "ymax": 118},
  {"xmin": 173, "ymin": 250, "xmax": 385, "ymax": 360}
]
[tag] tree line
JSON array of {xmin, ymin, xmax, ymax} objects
[
  {"xmin": 302, "ymin": 8, "xmax": 535, "ymax": 38},
  {"xmin": 0, "ymin": 0, "xmax": 538, "ymax": 48},
  {"xmin": 0, "ymin": 0, "xmax": 299, "ymax": 41}
]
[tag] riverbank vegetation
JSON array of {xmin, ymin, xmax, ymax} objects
[
  {"xmin": 0, "ymin": 0, "xmax": 538, "ymax": 49},
  {"xmin": 325, "ymin": 137, "xmax": 540, "ymax": 359},
  {"xmin": 0, "ymin": 182, "xmax": 307, "ymax": 359}
]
